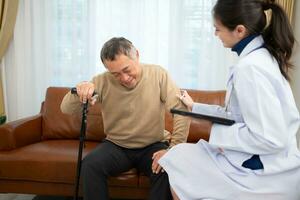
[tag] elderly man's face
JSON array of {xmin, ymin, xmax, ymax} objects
[{"xmin": 104, "ymin": 50, "xmax": 141, "ymax": 89}]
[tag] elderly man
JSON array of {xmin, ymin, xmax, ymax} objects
[{"xmin": 61, "ymin": 37, "xmax": 190, "ymax": 200}]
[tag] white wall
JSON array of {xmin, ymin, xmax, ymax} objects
[{"xmin": 291, "ymin": 1, "xmax": 300, "ymax": 148}]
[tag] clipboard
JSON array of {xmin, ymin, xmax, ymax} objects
[{"xmin": 170, "ymin": 108, "xmax": 235, "ymax": 126}]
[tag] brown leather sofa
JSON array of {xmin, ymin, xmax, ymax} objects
[{"xmin": 0, "ymin": 87, "xmax": 225, "ymax": 199}]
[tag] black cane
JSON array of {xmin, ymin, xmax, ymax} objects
[{"xmin": 71, "ymin": 88, "xmax": 93, "ymax": 200}]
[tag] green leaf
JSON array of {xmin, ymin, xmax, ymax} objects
[{"xmin": 0, "ymin": 115, "xmax": 6, "ymax": 125}]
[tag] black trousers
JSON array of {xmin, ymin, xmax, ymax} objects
[{"xmin": 81, "ymin": 139, "xmax": 172, "ymax": 200}]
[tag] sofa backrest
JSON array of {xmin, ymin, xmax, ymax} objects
[
  {"xmin": 41, "ymin": 87, "xmax": 104, "ymax": 141},
  {"xmin": 41, "ymin": 87, "xmax": 225, "ymax": 143}
]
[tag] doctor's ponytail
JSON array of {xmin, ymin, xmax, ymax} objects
[
  {"xmin": 261, "ymin": 0, "xmax": 294, "ymax": 81},
  {"xmin": 213, "ymin": 0, "xmax": 295, "ymax": 81}
]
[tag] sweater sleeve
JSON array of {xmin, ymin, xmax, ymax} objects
[
  {"xmin": 160, "ymin": 69, "xmax": 191, "ymax": 147},
  {"xmin": 60, "ymin": 91, "xmax": 82, "ymax": 115}
]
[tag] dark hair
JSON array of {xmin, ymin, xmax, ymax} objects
[
  {"xmin": 100, "ymin": 37, "xmax": 136, "ymax": 64},
  {"xmin": 213, "ymin": 0, "xmax": 295, "ymax": 80}
]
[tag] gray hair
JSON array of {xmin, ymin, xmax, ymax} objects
[{"xmin": 100, "ymin": 37, "xmax": 137, "ymax": 64}]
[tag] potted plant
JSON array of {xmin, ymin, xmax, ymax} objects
[{"xmin": 0, "ymin": 115, "xmax": 6, "ymax": 125}]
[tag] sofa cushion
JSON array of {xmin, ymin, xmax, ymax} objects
[
  {"xmin": 42, "ymin": 87, "xmax": 105, "ymax": 141},
  {"xmin": 0, "ymin": 140, "xmax": 139, "ymax": 187}
]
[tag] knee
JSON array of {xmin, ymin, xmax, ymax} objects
[
  {"xmin": 150, "ymin": 171, "xmax": 169, "ymax": 183},
  {"xmin": 81, "ymin": 154, "xmax": 102, "ymax": 175},
  {"xmin": 81, "ymin": 154, "xmax": 93, "ymax": 175},
  {"xmin": 82, "ymin": 152, "xmax": 114, "ymax": 177}
]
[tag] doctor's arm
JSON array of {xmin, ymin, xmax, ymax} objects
[{"xmin": 209, "ymin": 66, "xmax": 288, "ymax": 155}]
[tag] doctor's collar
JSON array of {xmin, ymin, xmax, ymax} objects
[{"xmin": 231, "ymin": 34, "xmax": 259, "ymax": 56}]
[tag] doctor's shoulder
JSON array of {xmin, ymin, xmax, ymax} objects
[
  {"xmin": 233, "ymin": 60, "xmax": 279, "ymax": 86},
  {"xmin": 238, "ymin": 50, "xmax": 279, "ymax": 74},
  {"xmin": 241, "ymin": 48, "xmax": 273, "ymax": 66}
]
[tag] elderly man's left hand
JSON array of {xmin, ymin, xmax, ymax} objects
[{"xmin": 152, "ymin": 149, "xmax": 168, "ymax": 174}]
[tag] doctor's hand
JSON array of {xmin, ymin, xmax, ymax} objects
[
  {"xmin": 76, "ymin": 81, "xmax": 97, "ymax": 105},
  {"xmin": 177, "ymin": 90, "xmax": 194, "ymax": 111},
  {"xmin": 152, "ymin": 149, "xmax": 167, "ymax": 174}
]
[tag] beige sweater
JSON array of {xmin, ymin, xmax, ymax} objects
[{"xmin": 61, "ymin": 64, "xmax": 190, "ymax": 148}]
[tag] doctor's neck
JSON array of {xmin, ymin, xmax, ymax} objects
[{"xmin": 231, "ymin": 34, "xmax": 259, "ymax": 56}]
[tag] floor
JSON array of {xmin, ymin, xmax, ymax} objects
[
  {"xmin": 0, "ymin": 194, "xmax": 78, "ymax": 200},
  {"xmin": 0, "ymin": 194, "xmax": 82, "ymax": 200},
  {"xmin": 0, "ymin": 194, "xmax": 136, "ymax": 200},
  {"xmin": 0, "ymin": 194, "xmax": 35, "ymax": 200}
]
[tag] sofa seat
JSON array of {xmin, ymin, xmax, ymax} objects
[{"xmin": 0, "ymin": 140, "xmax": 139, "ymax": 187}]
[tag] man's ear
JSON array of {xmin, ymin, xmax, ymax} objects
[
  {"xmin": 235, "ymin": 25, "xmax": 248, "ymax": 39},
  {"xmin": 136, "ymin": 50, "xmax": 140, "ymax": 61}
]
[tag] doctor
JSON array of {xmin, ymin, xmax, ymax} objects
[{"xmin": 158, "ymin": 0, "xmax": 300, "ymax": 199}]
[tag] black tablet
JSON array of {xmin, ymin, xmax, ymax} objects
[{"xmin": 170, "ymin": 108, "xmax": 235, "ymax": 126}]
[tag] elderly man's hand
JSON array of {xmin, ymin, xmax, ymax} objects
[
  {"xmin": 152, "ymin": 149, "xmax": 168, "ymax": 174},
  {"xmin": 76, "ymin": 81, "xmax": 97, "ymax": 105}
]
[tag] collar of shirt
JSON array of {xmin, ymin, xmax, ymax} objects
[{"xmin": 231, "ymin": 34, "xmax": 259, "ymax": 56}]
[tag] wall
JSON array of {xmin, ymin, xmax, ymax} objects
[{"xmin": 291, "ymin": 1, "xmax": 300, "ymax": 147}]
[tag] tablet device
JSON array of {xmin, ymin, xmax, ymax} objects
[{"xmin": 170, "ymin": 108, "xmax": 235, "ymax": 126}]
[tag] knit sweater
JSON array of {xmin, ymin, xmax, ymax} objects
[{"xmin": 61, "ymin": 64, "xmax": 190, "ymax": 148}]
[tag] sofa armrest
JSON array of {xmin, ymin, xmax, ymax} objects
[{"xmin": 0, "ymin": 114, "xmax": 42, "ymax": 150}]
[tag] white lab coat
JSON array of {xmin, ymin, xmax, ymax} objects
[{"xmin": 159, "ymin": 36, "xmax": 300, "ymax": 200}]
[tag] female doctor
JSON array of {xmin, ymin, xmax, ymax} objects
[{"xmin": 158, "ymin": 0, "xmax": 300, "ymax": 199}]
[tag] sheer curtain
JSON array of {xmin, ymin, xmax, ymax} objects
[
  {"xmin": 2, "ymin": 0, "xmax": 236, "ymax": 121},
  {"xmin": 0, "ymin": 0, "xmax": 19, "ymax": 122}
]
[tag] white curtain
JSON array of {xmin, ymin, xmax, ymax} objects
[{"xmin": 2, "ymin": 0, "xmax": 236, "ymax": 121}]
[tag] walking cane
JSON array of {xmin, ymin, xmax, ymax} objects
[{"xmin": 71, "ymin": 87, "xmax": 95, "ymax": 200}]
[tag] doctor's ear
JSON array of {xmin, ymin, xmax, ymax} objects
[{"xmin": 234, "ymin": 25, "xmax": 248, "ymax": 39}]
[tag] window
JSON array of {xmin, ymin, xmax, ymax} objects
[{"xmin": 4, "ymin": 0, "xmax": 236, "ymax": 120}]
